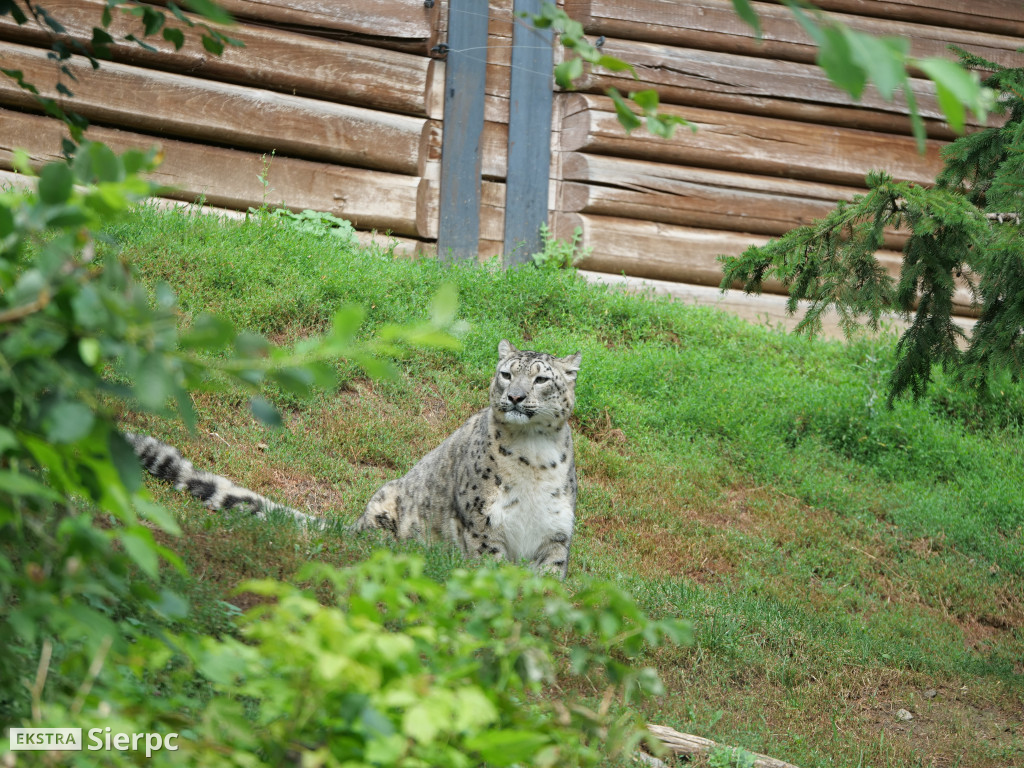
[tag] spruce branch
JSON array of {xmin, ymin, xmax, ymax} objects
[{"xmin": 720, "ymin": 173, "xmax": 995, "ymax": 402}]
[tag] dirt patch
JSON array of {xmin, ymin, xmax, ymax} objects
[
  {"xmin": 250, "ymin": 465, "xmax": 347, "ymax": 516},
  {"xmin": 581, "ymin": 514, "xmax": 736, "ymax": 583},
  {"xmin": 859, "ymin": 684, "xmax": 1021, "ymax": 767},
  {"xmin": 693, "ymin": 485, "xmax": 780, "ymax": 537},
  {"xmin": 577, "ymin": 409, "xmax": 628, "ymax": 447}
]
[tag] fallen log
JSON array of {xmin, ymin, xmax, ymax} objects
[{"xmin": 647, "ymin": 723, "xmax": 802, "ymax": 768}]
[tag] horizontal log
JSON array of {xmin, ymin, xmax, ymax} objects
[
  {"xmin": 558, "ymin": 212, "xmax": 975, "ymax": 313},
  {"xmin": 417, "ymin": 179, "xmax": 505, "ymax": 241},
  {"xmin": 0, "ymin": 167, "xmax": 430, "ymax": 256},
  {"xmin": 562, "ymin": 0, "xmax": 1024, "ymax": 68},
  {"xmin": 151, "ymin": 0, "xmax": 439, "ymax": 53},
  {"xmin": 0, "ymin": 0, "xmax": 434, "ymax": 117},
  {"xmin": 559, "ymin": 153, "xmax": 908, "ymax": 248},
  {"xmin": 0, "ymin": 42, "xmax": 427, "ymax": 175},
  {"xmin": 0, "ymin": 108, "xmax": 427, "ymax": 236},
  {"xmin": 777, "ymin": 0, "xmax": 1024, "ymax": 37},
  {"xmin": 477, "ymin": 239, "xmax": 505, "ymax": 260},
  {"xmin": 560, "ymin": 93, "xmax": 945, "ymax": 188},
  {"xmin": 647, "ymin": 724, "xmax": 801, "ymax": 768},
  {"xmin": 575, "ymin": 40, "xmax": 976, "ymax": 140},
  {"xmin": 154, "ymin": 197, "xmax": 428, "ymax": 257},
  {"xmin": 557, "ymin": 211, "xmax": 777, "ymax": 288},
  {"xmin": 580, "ymin": 270, "xmax": 976, "ymax": 339}
]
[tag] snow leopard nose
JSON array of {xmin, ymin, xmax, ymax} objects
[{"xmin": 507, "ymin": 390, "xmax": 527, "ymax": 405}]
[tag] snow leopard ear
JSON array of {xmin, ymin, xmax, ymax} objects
[
  {"xmin": 498, "ymin": 339, "xmax": 519, "ymax": 359},
  {"xmin": 558, "ymin": 352, "xmax": 582, "ymax": 381}
]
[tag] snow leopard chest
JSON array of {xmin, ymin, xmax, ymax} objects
[{"xmin": 486, "ymin": 433, "xmax": 575, "ymax": 563}]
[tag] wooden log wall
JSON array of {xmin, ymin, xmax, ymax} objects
[
  {"xmin": 1, "ymin": 0, "xmax": 1021, "ymax": 319},
  {"xmin": 553, "ymin": 0, "xmax": 1024, "ymax": 315},
  {"xmin": 0, "ymin": 0, "xmax": 450, "ymax": 254}
]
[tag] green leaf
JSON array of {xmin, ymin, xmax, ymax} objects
[
  {"xmin": 109, "ymin": 431, "xmax": 143, "ymax": 494},
  {"xmin": 595, "ymin": 55, "xmax": 635, "ymax": 75},
  {"xmin": 162, "ymin": 26, "xmax": 185, "ymax": 49},
  {"xmin": 180, "ymin": 313, "xmax": 235, "ymax": 350},
  {"xmin": 780, "ymin": 0, "xmax": 825, "ymax": 47},
  {"xmin": 269, "ymin": 367, "xmax": 314, "ymax": 396},
  {"xmin": 932, "ymin": 79, "xmax": 966, "ymax": 134},
  {"xmin": 72, "ymin": 283, "xmax": 107, "ymax": 328},
  {"xmin": 303, "ymin": 361, "xmax": 338, "ymax": 389},
  {"xmin": 38, "ymin": 162, "xmax": 74, "ymax": 205},
  {"xmin": 135, "ymin": 354, "xmax": 173, "ymax": 412},
  {"xmin": 554, "ymin": 57, "xmax": 584, "ymax": 90},
  {"xmin": 182, "ymin": 0, "xmax": 233, "ymax": 25},
  {"xmin": 0, "ymin": 470, "xmax": 63, "ymax": 503},
  {"xmin": 402, "ymin": 703, "xmax": 446, "ymax": 744},
  {"xmin": 352, "ymin": 352, "xmax": 398, "ymax": 380},
  {"xmin": 429, "ymin": 283, "xmax": 458, "ymax": 326},
  {"xmin": 631, "ymin": 88, "xmax": 659, "ymax": 112},
  {"xmin": 464, "ymin": 730, "xmax": 550, "ymax": 766},
  {"xmin": 87, "ymin": 141, "xmax": 122, "ymax": 183},
  {"xmin": 45, "ymin": 400, "xmax": 95, "ymax": 444},
  {"xmin": 647, "ymin": 114, "xmax": 691, "ymax": 139},
  {"xmin": 845, "ymin": 30, "xmax": 905, "ymax": 100},
  {"xmin": 122, "ymin": 528, "xmax": 159, "ymax": 579},
  {"xmin": 731, "ymin": 0, "xmax": 761, "ymax": 38},
  {"xmin": 916, "ymin": 57, "xmax": 982, "ymax": 132},
  {"xmin": 0, "ymin": 204, "xmax": 13, "ymax": 238},
  {"xmin": 607, "ymin": 88, "xmax": 642, "ymax": 134},
  {"xmin": 330, "ymin": 306, "xmax": 364, "ymax": 346},
  {"xmin": 201, "ymin": 34, "xmax": 224, "ymax": 56},
  {"xmin": 250, "ymin": 396, "xmax": 282, "ymax": 427},
  {"xmin": 149, "ymin": 587, "xmax": 189, "ymax": 619},
  {"xmin": 142, "ymin": 7, "xmax": 165, "ymax": 35},
  {"xmin": 902, "ymin": 82, "xmax": 927, "ymax": 153},
  {"xmin": 0, "ymin": 427, "xmax": 17, "ymax": 455},
  {"xmin": 817, "ymin": 25, "xmax": 866, "ymax": 99},
  {"xmin": 78, "ymin": 337, "xmax": 101, "ymax": 366},
  {"xmin": 234, "ymin": 331, "xmax": 271, "ymax": 357}
]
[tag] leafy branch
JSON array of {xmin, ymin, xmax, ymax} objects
[{"xmin": 528, "ymin": 1, "xmax": 693, "ymax": 139}]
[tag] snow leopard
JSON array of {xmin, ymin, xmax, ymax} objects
[
  {"xmin": 127, "ymin": 340, "xmax": 581, "ymax": 578},
  {"xmin": 355, "ymin": 339, "xmax": 581, "ymax": 578}
]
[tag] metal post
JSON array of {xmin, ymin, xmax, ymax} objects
[
  {"xmin": 437, "ymin": 0, "xmax": 489, "ymax": 261},
  {"xmin": 503, "ymin": 0, "xmax": 554, "ymax": 265}
]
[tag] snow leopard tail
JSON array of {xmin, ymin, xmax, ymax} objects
[{"xmin": 124, "ymin": 432, "xmax": 321, "ymax": 528}]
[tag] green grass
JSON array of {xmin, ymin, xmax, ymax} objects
[{"xmin": 114, "ymin": 205, "xmax": 1023, "ymax": 768}]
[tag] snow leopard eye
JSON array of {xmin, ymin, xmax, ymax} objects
[
  {"xmin": 499, "ymin": 371, "xmax": 512, "ymax": 381},
  {"xmin": 534, "ymin": 376, "xmax": 549, "ymax": 385}
]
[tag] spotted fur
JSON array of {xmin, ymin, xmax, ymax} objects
[
  {"xmin": 355, "ymin": 340, "xmax": 582, "ymax": 579},
  {"xmin": 123, "ymin": 432, "xmax": 317, "ymax": 526}
]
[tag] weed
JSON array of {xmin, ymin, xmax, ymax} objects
[{"xmin": 531, "ymin": 223, "xmax": 591, "ymax": 269}]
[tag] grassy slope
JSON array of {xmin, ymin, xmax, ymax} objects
[{"xmin": 115, "ymin": 206, "xmax": 1023, "ymax": 768}]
